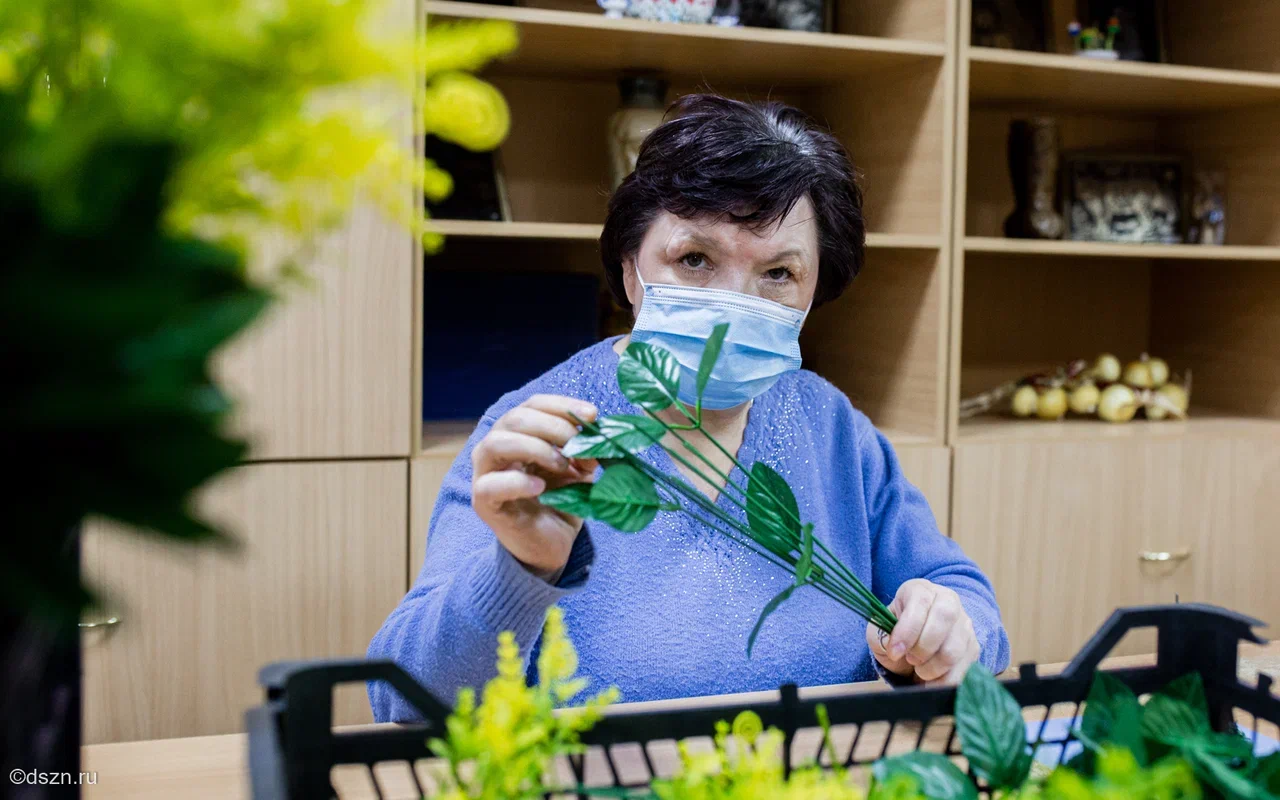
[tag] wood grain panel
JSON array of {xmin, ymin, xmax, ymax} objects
[
  {"xmin": 959, "ymin": 254, "xmax": 1151, "ymax": 398},
  {"xmin": 1160, "ymin": 105, "xmax": 1280, "ymax": 247},
  {"xmin": 83, "ymin": 460, "xmax": 409, "ymax": 743},
  {"xmin": 952, "ymin": 431, "xmax": 1280, "ymax": 665},
  {"xmin": 410, "ymin": 454, "xmax": 460, "ymax": 582},
  {"xmin": 836, "ymin": 0, "xmax": 947, "ymax": 41},
  {"xmin": 1151, "ymin": 262, "xmax": 1280, "ymax": 420},
  {"xmin": 893, "ymin": 444, "xmax": 950, "ymax": 534},
  {"xmin": 1166, "ymin": 0, "xmax": 1280, "ymax": 74},
  {"xmin": 217, "ymin": 202, "xmax": 414, "ymax": 459},
  {"xmin": 803, "ymin": 250, "xmax": 944, "ymax": 441},
  {"xmin": 812, "ymin": 60, "xmax": 948, "ymax": 236}
]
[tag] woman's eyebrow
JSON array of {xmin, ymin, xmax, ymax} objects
[
  {"xmin": 763, "ymin": 248, "xmax": 805, "ymax": 264},
  {"xmin": 667, "ymin": 230, "xmax": 723, "ymax": 252}
]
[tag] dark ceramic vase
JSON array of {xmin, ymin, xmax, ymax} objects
[{"xmin": 1004, "ymin": 117, "xmax": 1065, "ymax": 239}]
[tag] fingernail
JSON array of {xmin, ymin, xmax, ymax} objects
[
  {"xmin": 891, "ymin": 643, "xmax": 907, "ymax": 660},
  {"xmin": 529, "ymin": 475, "xmax": 546, "ymax": 493},
  {"xmin": 578, "ymin": 402, "xmax": 597, "ymax": 419}
]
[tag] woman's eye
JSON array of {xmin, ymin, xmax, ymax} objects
[
  {"xmin": 679, "ymin": 252, "xmax": 706, "ymax": 268},
  {"xmin": 765, "ymin": 266, "xmax": 793, "ymax": 281}
]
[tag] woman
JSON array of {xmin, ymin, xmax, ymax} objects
[{"xmin": 369, "ymin": 95, "xmax": 1009, "ymax": 721}]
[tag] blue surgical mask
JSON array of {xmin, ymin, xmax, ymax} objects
[{"xmin": 629, "ymin": 270, "xmax": 809, "ymax": 410}]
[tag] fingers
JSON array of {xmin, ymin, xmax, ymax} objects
[
  {"xmin": 523, "ymin": 394, "xmax": 597, "ymax": 425},
  {"xmin": 494, "ymin": 405, "xmax": 581, "ymax": 447},
  {"xmin": 887, "ymin": 580, "xmax": 935, "ymax": 663},
  {"xmin": 906, "ymin": 587, "xmax": 962, "ymax": 668},
  {"xmin": 914, "ymin": 620, "xmax": 975, "ymax": 683},
  {"xmin": 867, "ymin": 620, "xmax": 912, "ymax": 676},
  {"xmin": 473, "ymin": 470, "xmax": 546, "ymax": 509},
  {"xmin": 473, "ymin": 430, "xmax": 571, "ymax": 476}
]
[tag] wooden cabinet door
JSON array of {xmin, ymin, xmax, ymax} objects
[
  {"xmin": 952, "ymin": 433, "xmax": 1280, "ymax": 666},
  {"xmin": 82, "ymin": 460, "xmax": 408, "ymax": 744},
  {"xmin": 895, "ymin": 444, "xmax": 952, "ymax": 535},
  {"xmin": 216, "ymin": 206, "xmax": 415, "ymax": 460}
]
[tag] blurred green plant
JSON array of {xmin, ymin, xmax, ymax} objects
[
  {"xmin": 428, "ymin": 607, "xmax": 618, "ymax": 800},
  {"xmin": 0, "ymin": 0, "xmax": 517, "ymax": 625}
]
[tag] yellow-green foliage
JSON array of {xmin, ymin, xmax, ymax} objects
[
  {"xmin": 1007, "ymin": 748, "xmax": 1201, "ymax": 800},
  {"xmin": 428, "ymin": 607, "xmax": 619, "ymax": 800},
  {"xmin": 652, "ymin": 710, "xmax": 925, "ymax": 800},
  {"xmin": 0, "ymin": 0, "xmax": 517, "ymax": 264}
]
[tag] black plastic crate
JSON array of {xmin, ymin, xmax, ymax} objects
[{"xmin": 246, "ymin": 604, "xmax": 1279, "ymax": 799}]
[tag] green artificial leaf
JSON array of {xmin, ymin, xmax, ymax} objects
[
  {"xmin": 1187, "ymin": 744, "xmax": 1272, "ymax": 800},
  {"xmin": 587, "ymin": 463, "xmax": 669, "ymax": 532},
  {"xmin": 1080, "ymin": 672, "xmax": 1148, "ymax": 765},
  {"xmin": 956, "ymin": 663, "xmax": 1032, "ymax": 790},
  {"xmin": 873, "ymin": 752, "xmax": 978, "ymax": 800},
  {"xmin": 562, "ymin": 415, "xmax": 666, "ymax": 459},
  {"xmin": 1142, "ymin": 675, "xmax": 1211, "ymax": 746},
  {"xmin": 746, "ymin": 584, "xmax": 796, "ymax": 658},
  {"xmin": 618, "ymin": 342, "xmax": 682, "ymax": 411},
  {"xmin": 1254, "ymin": 753, "xmax": 1280, "ymax": 793},
  {"xmin": 746, "ymin": 462, "xmax": 801, "ymax": 557},
  {"xmin": 539, "ymin": 483, "xmax": 595, "ymax": 518},
  {"xmin": 794, "ymin": 523, "xmax": 815, "ymax": 586},
  {"xmin": 695, "ymin": 323, "xmax": 729, "ymax": 405}
]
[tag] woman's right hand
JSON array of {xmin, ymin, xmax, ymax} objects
[{"xmin": 471, "ymin": 394, "xmax": 598, "ymax": 580}]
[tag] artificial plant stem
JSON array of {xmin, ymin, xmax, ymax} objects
[
  {"xmin": 615, "ymin": 454, "xmax": 882, "ymax": 620},
  {"xmin": 689, "ymin": 423, "xmax": 894, "ymax": 623},
  {"xmin": 578, "ymin": 416, "xmax": 894, "ymax": 628},
  {"xmin": 648, "ymin": 440, "xmax": 886, "ymax": 619}
]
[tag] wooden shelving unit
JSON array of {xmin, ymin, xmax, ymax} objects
[
  {"xmin": 950, "ymin": 0, "xmax": 1280, "ymax": 664},
  {"xmin": 420, "ymin": 0, "xmax": 960, "ymax": 454}
]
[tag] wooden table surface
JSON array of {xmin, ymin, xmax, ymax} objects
[{"xmin": 82, "ymin": 642, "xmax": 1280, "ymax": 800}]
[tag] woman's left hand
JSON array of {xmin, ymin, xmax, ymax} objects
[{"xmin": 865, "ymin": 579, "xmax": 981, "ymax": 686}]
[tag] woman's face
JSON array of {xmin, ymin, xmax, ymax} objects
[{"xmin": 623, "ymin": 194, "xmax": 820, "ymax": 314}]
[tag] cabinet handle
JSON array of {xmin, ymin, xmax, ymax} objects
[
  {"xmin": 78, "ymin": 615, "xmax": 121, "ymax": 629},
  {"xmin": 1138, "ymin": 550, "xmax": 1191, "ymax": 563}
]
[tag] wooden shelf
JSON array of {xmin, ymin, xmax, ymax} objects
[
  {"xmin": 964, "ymin": 237, "xmax": 1280, "ymax": 262},
  {"xmin": 429, "ymin": 220, "xmax": 601, "ymax": 240},
  {"xmin": 426, "ymin": 1, "xmax": 945, "ymax": 86},
  {"xmin": 422, "ymin": 419, "xmax": 935, "ymax": 456},
  {"xmin": 430, "ymin": 219, "xmax": 942, "ymax": 249},
  {"xmin": 968, "ymin": 47, "xmax": 1280, "ymax": 112},
  {"xmin": 956, "ymin": 412, "xmax": 1280, "ymax": 444}
]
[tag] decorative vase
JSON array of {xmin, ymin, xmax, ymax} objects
[
  {"xmin": 1003, "ymin": 117, "xmax": 1065, "ymax": 240},
  {"xmin": 607, "ymin": 75, "xmax": 668, "ymax": 191}
]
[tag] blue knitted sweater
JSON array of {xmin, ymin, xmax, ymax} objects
[{"xmin": 368, "ymin": 338, "xmax": 1010, "ymax": 720}]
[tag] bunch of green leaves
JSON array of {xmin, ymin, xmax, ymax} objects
[
  {"xmin": 0, "ymin": 0, "xmax": 518, "ymax": 260},
  {"xmin": 635, "ymin": 707, "xmax": 926, "ymax": 800},
  {"xmin": 1066, "ymin": 671, "xmax": 1280, "ymax": 799},
  {"xmin": 1031, "ymin": 746, "xmax": 1202, "ymax": 800},
  {"xmin": 0, "ymin": 94, "xmax": 270, "ymax": 625},
  {"xmin": 428, "ymin": 607, "xmax": 619, "ymax": 800},
  {"xmin": 538, "ymin": 324, "xmax": 896, "ymax": 656}
]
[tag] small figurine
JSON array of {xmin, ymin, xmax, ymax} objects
[
  {"xmin": 1069, "ymin": 18, "xmax": 1119, "ymax": 60},
  {"xmin": 1187, "ymin": 169, "xmax": 1227, "ymax": 246}
]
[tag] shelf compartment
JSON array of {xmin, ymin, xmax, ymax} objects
[
  {"xmin": 430, "ymin": 219, "xmax": 943, "ymax": 249},
  {"xmin": 967, "ymin": 47, "xmax": 1280, "ymax": 113},
  {"xmin": 964, "ymin": 237, "xmax": 1280, "ymax": 262},
  {"xmin": 427, "ymin": 0, "xmax": 945, "ymax": 87}
]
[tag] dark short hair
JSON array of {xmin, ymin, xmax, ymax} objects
[{"xmin": 600, "ymin": 94, "xmax": 865, "ymax": 311}]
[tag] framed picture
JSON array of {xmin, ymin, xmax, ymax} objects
[
  {"xmin": 1063, "ymin": 153, "xmax": 1183, "ymax": 244},
  {"xmin": 1076, "ymin": 0, "xmax": 1169, "ymax": 62},
  {"xmin": 972, "ymin": 0, "xmax": 1051, "ymax": 51},
  {"xmin": 423, "ymin": 136, "xmax": 511, "ymax": 222}
]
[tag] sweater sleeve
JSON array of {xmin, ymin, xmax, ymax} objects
[
  {"xmin": 366, "ymin": 414, "xmax": 595, "ymax": 722},
  {"xmin": 859, "ymin": 425, "xmax": 1011, "ymax": 677}
]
